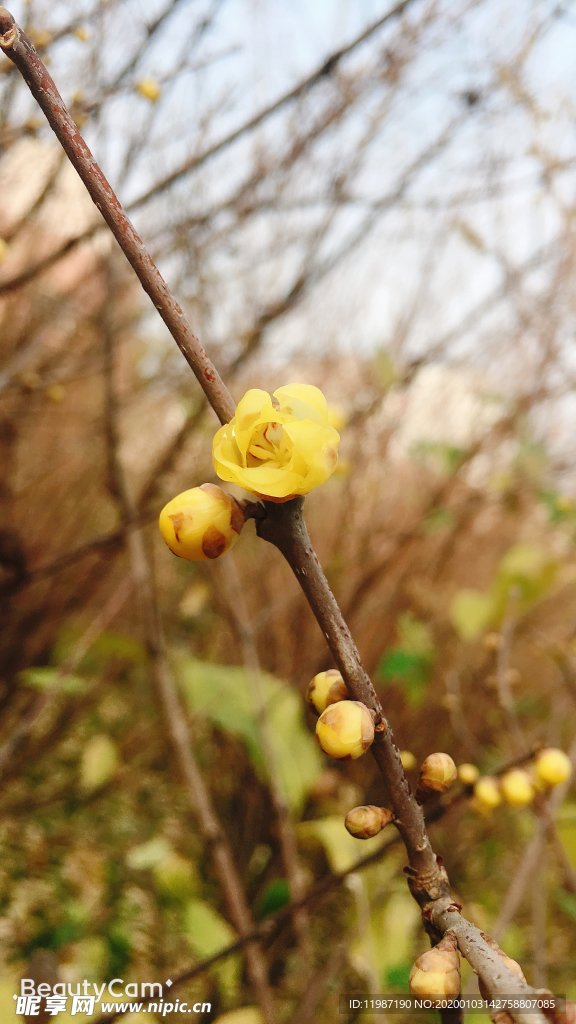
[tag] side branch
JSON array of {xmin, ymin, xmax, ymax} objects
[{"xmin": 0, "ymin": 7, "xmax": 235, "ymax": 425}]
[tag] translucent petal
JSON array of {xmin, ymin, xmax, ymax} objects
[{"xmin": 274, "ymin": 384, "xmax": 327, "ymax": 425}]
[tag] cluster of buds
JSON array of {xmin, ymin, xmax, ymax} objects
[
  {"xmin": 470, "ymin": 747, "xmax": 572, "ymax": 814},
  {"xmin": 159, "ymin": 484, "xmax": 244, "ymax": 561},
  {"xmin": 409, "ymin": 931, "xmax": 461, "ymax": 1004},
  {"xmin": 315, "ymin": 700, "xmax": 375, "ymax": 760},
  {"xmin": 416, "ymin": 753, "xmax": 457, "ymax": 803},
  {"xmin": 344, "ymin": 805, "xmax": 395, "ymax": 839}
]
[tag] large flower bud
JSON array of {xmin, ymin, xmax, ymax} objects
[
  {"xmin": 305, "ymin": 669, "xmax": 349, "ymax": 715},
  {"xmin": 473, "ymin": 776, "xmax": 501, "ymax": 809},
  {"xmin": 501, "ymin": 769, "xmax": 535, "ymax": 807},
  {"xmin": 316, "ymin": 700, "xmax": 374, "ymax": 760},
  {"xmin": 478, "ymin": 933, "xmax": 525, "ymax": 1000},
  {"xmin": 409, "ymin": 931, "xmax": 461, "ymax": 1003},
  {"xmin": 159, "ymin": 484, "xmax": 244, "ymax": 561},
  {"xmin": 535, "ymin": 748, "xmax": 572, "ymax": 787},
  {"xmin": 416, "ymin": 753, "xmax": 457, "ymax": 801},
  {"xmin": 345, "ymin": 805, "xmax": 395, "ymax": 839}
]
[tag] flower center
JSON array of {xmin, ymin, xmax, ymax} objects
[{"xmin": 246, "ymin": 422, "xmax": 291, "ymax": 468}]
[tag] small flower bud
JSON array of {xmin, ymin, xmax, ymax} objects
[
  {"xmin": 409, "ymin": 931, "xmax": 461, "ymax": 1003},
  {"xmin": 473, "ymin": 776, "xmax": 501, "ymax": 809},
  {"xmin": 305, "ymin": 669, "xmax": 349, "ymax": 715},
  {"xmin": 344, "ymin": 805, "xmax": 395, "ymax": 839},
  {"xmin": 478, "ymin": 933, "xmax": 525, "ymax": 1000},
  {"xmin": 316, "ymin": 700, "xmax": 374, "ymax": 760},
  {"xmin": 535, "ymin": 748, "xmax": 572, "ymax": 787},
  {"xmin": 400, "ymin": 750, "xmax": 417, "ymax": 770},
  {"xmin": 501, "ymin": 769, "xmax": 535, "ymax": 807},
  {"xmin": 159, "ymin": 484, "xmax": 244, "ymax": 561},
  {"xmin": 137, "ymin": 77, "xmax": 162, "ymax": 103},
  {"xmin": 458, "ymin": 763, "xmax": 480, "ymax": 785},
  {"xmin": 416, "ymin": 753, "xmax": 457, "ymax": 801}
]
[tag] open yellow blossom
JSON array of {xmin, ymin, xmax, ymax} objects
[{"xmin": 212, "ymin": 384, "xmax": 340, "ymax": 501}]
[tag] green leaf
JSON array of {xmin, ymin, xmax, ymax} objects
[
  {"xmin": 79, "ymin": 734, "xmax": 120, "ymax": 790},
  {"xmin": 153, "ymin": 853, "xmax": 198, "ymax": 900},
  {"xmin": 175, "ymin": 656, "xmax": 322, "ymax": 811},
  {"xmin": 450, "ymin": 590, "xmax": 496, "ymax": 641},
  {"xmin": 19, "ymin": 666, "xmax": 87, "ymax": 696},
  {"xmin": 370, "ymin": 892, "xmax": 420, "ymax": 980},
  {"xmin": 126, "ymin": 836, "xmax": 173, "ymax": 870},
  {"xmin": 385, "ymin": 962, "xmax": 412, "ymax": 989},
  {"xmin": 184, "ymin": 899, "xmax": 240, "ymax": 997},
  {"xmin": 373, "ymin": 349, "xmax": 398, "ymax": 391},
  {"xmin": 555, "ymin": 888, "xmax": 576, "ymax": 923},
  {"xmin": 378, "ymin": 614, "xmax": 435, "ymax": 704},
  {"xmin": 378, "ymin": 650, "xmax": 429, "ymax": 705},
  {"xmin": 395, "ymin": 612, "xmax": 434, "ymax": 657},
  {"xmin": 185, "ymin": 899, "xmax": 235, "ymax": 957},
  {"xmin": 256, "ymin": 879, "xmax": 290, "ymax": 919},
  {"xmin": 298, "ymin": 815, "xmax": 392, "ymax": 873},
  {"xmin": 52, "ymin": 628, "xmax": 146, "ymax": 672},
  {"xmin": 412, "ymin": 440, "xmax": 466, "ymax": 476},
  {"xmin": 494, "ymin": 543, "xmax": 556, "ymax": 611},
  {"xmin": 423, "ymin": 506, "xmax": 454, "ymax": 533}
]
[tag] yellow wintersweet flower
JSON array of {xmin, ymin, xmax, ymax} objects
[
  {"xmin": 212, "ymin": 384, "xmax": 340, "ymax": 501},
  {"xmin": 136, "ymin": 78, "xmax": 162, "ymax": 103}
]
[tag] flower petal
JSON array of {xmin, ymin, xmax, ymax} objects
[{"xmin": 273, "ymin": 384, "xmax": 327, "ymax": 425}]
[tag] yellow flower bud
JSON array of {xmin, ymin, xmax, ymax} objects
[
  {"xmin": 501, "ymin": 769, "xmax": 534, "ymax": 807},
  {"xmin": 416, "ymin": 753, "xmax": 457, "ymax": 800},
  {"xmin": 458, "ymin": 763, "xmax": 480, "ymax": 785},
  {"xmin": 473, "ymin": 776, "xmax": 501, "ymax": 809},
  {"xmin": 400, "ymin": 750, "xmax": 417, "ymax": 770},
  {"xmin": 316, "ymin": 700, "xmax": 374, "ymax": 760},
  {"xmin": 213, "ymin": 384, "xmax": 340, "ymax": 501},
  {"xmin": 159, "ymin": 484, "xmax": 244, "ymax": 561},
  {"xmin": 305, "ymin": 669, "xmax": 349, "ymax": 715},
  {"xmin": 136, "ymin": 77, "xmax": 162, "ymax": 103},
  {"xmin": 409, "ymin": 932, "xmax": 460, "ymax": 1004},
  {"xmin": 535, "ymin": 748, "xmax": 572, "ymax": 787},
  {"xmin": 345, "ymin": 805, "xmax": 395, "ymax": 839}
]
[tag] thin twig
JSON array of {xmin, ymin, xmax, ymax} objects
[
  {"xmin": 495, "ymin": 590, "xmax": 527, "ymax": 757},
  {"xmin": 216, "ymin": 555, "xmax": 313, "ymax": 977},
  {"xmin": 98, "ymin": 289, "xmax": 277, "ymax": 1024},
  {"xmin": 128, "ymin": 0, "xmax": 419, "ymax": 210},
  {"xmin": 288, "ymin": 941, "xmax": 347, "ymax": 1024},
  {"xmin": 0, "ymin": 574, "xmax": 132, "ymax": 779},
  {"xmin": 0, "ymin": 7, "xmax": 234, "ymax": 425}
]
